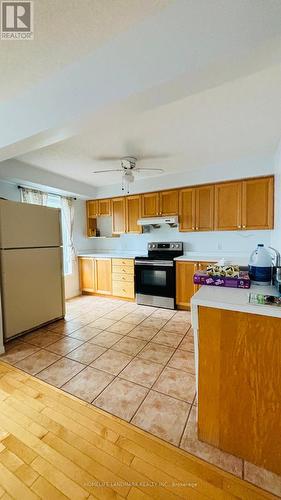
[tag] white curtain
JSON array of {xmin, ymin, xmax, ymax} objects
[
  {"xmin": 61, "ymin": 196, "xmax": 76, "ymax": 274},
  {"xmin": 20, "ymin": 187, "xmax": 48, "ymax": 205}
]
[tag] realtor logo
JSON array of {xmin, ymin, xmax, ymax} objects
[{"xmin": 1, "ymin": 1, "xmax": 33, "ymax": 39}]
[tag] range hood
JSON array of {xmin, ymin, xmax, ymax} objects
[{"xmin": 137, "ymin": 216, "xmax": 178, "ymax": 227}]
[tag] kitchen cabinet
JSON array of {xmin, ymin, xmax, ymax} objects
[
  {"xmin": 87, "ymin": 200, "xmax": 99, "ymax": 218},
  {"xmin": 179, "ymin": 188, "xmax": 195, "ymax": 231},
  {"xmin": 87, "ymin": 199, "xmax": 111, "ymax": 217},
  {"xmin": 179, "ymin": 185, "xmax": 213, "ymax": 232},
  {"xmin": 126, "ymin": 195, "xmax": 142, "ymax": 233},
  {"xmin": 141, "ymin": 192, "xmax": 159, "ymax": 217},
  {"xmin": 198, "ymin": 306, "xmax": 281, "ymax": 475},
  {"xmin": 98, "ymin": 199, "xmax": 111, "ymax": 216},
  {"xmin": 112, "ymin": 197, "xmax": 126, "ymax": 234},
  {"xmin": 112, "ymin": 258, "xmax": 135, "ymax": 299},
  {"xmin": 159, "ymin": 190, "xmax": 179, "ymax": 215},
  {"xmin": 86, "ymin": 175, "xmax": 274, "ymax": 236},
  {"xmin": 176, "ymin": 261, "xmax": 198, "ymax": 310},
  {"xmin": 95, "ymin": 258, "xmax": 112, "ymax": 295},
  {"xmin": 214, "ymin": 181, "xmax": 242, "ymax": 231},
  {"xmin": 196, "ymin": 185, "xmax": 214, "ymax": 231},
  {"xmin": 242, "ymin": 176, "xmax": 274, "ymax": 230},
  {"xmin": 79, "ymin": 257, "xmax": 95, "ymax": 292},
  {"xmin": 176, "ymin": 260, "xmax": 217, "ymax": 308}
]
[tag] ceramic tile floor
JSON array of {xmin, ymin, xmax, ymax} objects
[{"xmin": 1, "ymin": 295, "xmax": 280, "ymax": 496}]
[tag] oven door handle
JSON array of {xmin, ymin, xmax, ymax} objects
[{"xmin": 135, "ymin": 260, "xmax": 174, "ymax": 267}]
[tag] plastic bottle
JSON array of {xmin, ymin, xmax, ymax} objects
[{"xmin": 248, "ymin": 244, "xmax": 272, "ymax": 285}]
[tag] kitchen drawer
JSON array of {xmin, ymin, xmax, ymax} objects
[
  {"xmin": 112, "ymin": 282, "xmax": 135, "ymax": 299},
  {"xmin": 112, "ymin": 258, "xmax": 134, "ymax": 268},
  {"xmin": 112, "ymin": 273, "xmax": 134, "ymax": 283},
  {"xmin": 112, "ymin": 265, "xmax": 134, "ymax": 275}
]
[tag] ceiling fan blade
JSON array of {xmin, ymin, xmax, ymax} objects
[
  {"xmin": 92, "ymin": 169, "xmax": 123, "ymax": 174},
  {"xmin": 94, "ymin": 156, "xmax": 122, "ymax": 162}
]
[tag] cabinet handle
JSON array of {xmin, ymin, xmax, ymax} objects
[
  {"xmin": 192, "ymin": 226, "xmax": 195, "ymax": 230},
  {"xmin": 238, "ymin": 225, "xmax": 241, "ymax": 229},
  {"xmin": 242, "ymin": 225, "xmax": 246, "ymax": 229},
  {"xmin": 196, "ymin": 227, "xmax": 199, "ymax": 230}
]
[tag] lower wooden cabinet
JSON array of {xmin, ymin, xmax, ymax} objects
[
  {"xmin": 176, "ymin": 261, "xmax": 198, "ymax": 310},
  {"xmin": 95, "ymin": 258, "xmax": 112, "ymax": 295},
  {"xmin": 176, "ymin": 261, "xmax": 216, "ymax": 309},
  {"xmin": 79, "ymin": 258, "xmax": 95, "ymax": 292},
  {"xmin": 198, "ymin": 306, "xmax": 281, "ymax": 475},
  {"xmin": 79, "ymin": 257, "xmax": 135, "ymax": 299},
  {"xmin": 112, "ymin": 258, "xmax": 135, "ymax": 299}
]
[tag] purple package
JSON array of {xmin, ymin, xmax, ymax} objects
[{"xmin": 193, "ymin": 271, "xmax": 251, "ymax": 289}]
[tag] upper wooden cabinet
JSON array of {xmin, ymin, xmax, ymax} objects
[
  {"xmin": 95, "ymin": 258, "xmax": 112, "ymax": 295},
  {"xmin": 242, "ymin": 177, "xmax": 274, "ymax": 230},
  {"xmin": 141, "ymin": 192, "xmax": 159, "ymax": 217},
  {"xmin": 87, "ymin": 199, "xmax": 111, "ymax": 217},
  {"xmin": 126, "ymin": 195, "xmax": 141, "ymax": 234},
  {"xmin": 98, "ymin": 199, "xmax": 111, "ymax": 216},
  {"xmin": 179, "ymin": 185, "xmax": 213, "ymax": 232},
  {"xmin": 196, "ymin": 185, "xmax": 214, "ymax": 231},
  {"xmin": 112, "ymin": 197, "xmax": 126, "ymax": 234},
  {"xmin": 141, "ymin": 190, "xmax": 179, "ymax": 217},
  {"xmin": 179, "ymin": 188, "xmax": 195, "ymax": 231},
  {"xmin": 214, "ymin": 181, "xmax": 242, "ymax": 231},
  {"xmin": 87, "ymin": 175, "xmax": 274, "ymax": 236},
  {"xmin": 159, "ymin": 190, "xmax": 179, "ymax": 216}
]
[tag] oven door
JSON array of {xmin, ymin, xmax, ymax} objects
[{"xmin": 135, "ymin": 260, "xmax": 175, "ymax": 301}]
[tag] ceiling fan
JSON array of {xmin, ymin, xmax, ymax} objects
[{"xmin": 92, "ymin": 156, "xmax": 165, "ymax": 193}]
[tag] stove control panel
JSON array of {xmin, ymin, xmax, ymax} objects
[{"xmin": 147, "ymin": 242, "xmax": 183, "ymax": 252}]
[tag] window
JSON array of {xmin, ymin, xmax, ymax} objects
[
  {"xmin": 46, "ymin": 194, "xmax": 73, "ymax": 275},
  {"xmin": 20, "ymin": 187, "xmax": 75, "ymax": 276}
]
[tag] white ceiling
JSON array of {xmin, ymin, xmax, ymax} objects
[
  {"xmin": 18, "ymin": 64, "xmax": 281, "ymax": 186},
  {"xmin": 1, "ymin": 0, "xmax": 281, "ymax": 193},
  {"xmin": 0, "ymin": 0, "xmax": 169, "ymax": 101}
]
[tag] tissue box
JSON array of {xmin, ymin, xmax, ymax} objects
[
  {"xmin": 193, "ymin": 271, "xmax": 251, "ymax": 289},
  {"xmin": 206, "ymin": 264, "xmax": 240, "ymax": 278}
]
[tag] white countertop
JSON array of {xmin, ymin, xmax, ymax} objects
[
  {"xmin": 191, "ymin": 284, "xmax": 281, "ymax": 320},
  {"xmin": 78, "ymin": 251, "xmax": 249, "ymax": 264},
  {"xmin": 174, "ymin": 253, "xmax": 249, "ymax": 265},
  {"xmin": 78, "ymin": 251, "xmax": 147, "ymax": 259}
]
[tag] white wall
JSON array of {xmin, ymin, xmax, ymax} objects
[{"xmin": 271, "ymin": 141, "xmax": 281, "ymax": 252}]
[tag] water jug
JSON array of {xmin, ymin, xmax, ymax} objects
[{"xmin": 248, "ymin": 244, "xmax": 272, "ymax": 285}]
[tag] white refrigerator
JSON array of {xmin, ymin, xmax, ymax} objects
[{"xmin": 0, "ymin": 199, "xmax": 65, "ymax": 342}]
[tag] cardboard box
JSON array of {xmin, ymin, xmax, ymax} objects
[{"xmin": 193, "ymin": 271, "xmax": 251, "ymax": 289}]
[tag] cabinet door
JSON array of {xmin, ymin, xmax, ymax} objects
[
  {"xmin": 79, "ymin": 258, "xmax": 95, "ymax": 292},
  {"xmin": 98, "ymin": 199, "xmax": 111, "ymax": 216},
  {"xmin": 242, "ymin": 177, "xmax": 274, "ymax": 230},
  {"xmin": 141, "ymin": 192, "xmax": 159, "ymax": 217},
  {"xmin": 176, "ymin": 261, "xmax": 198, "ymax": 310},
  {"xmin": 179, "ymin": 188, "xmax": 196, "ymax": 232},
  {"xmin": 214, "ymin": 182, "xmax": 242, "ymax": 231},
  {"xmin": 112, "ymin": 197, "xmax": 126, "ymax": 234},
  {"xmin": 195, "ymin": 185, "xmax": 214, "ymax": 231},
  {"xmin": 87, "ymin": 200, "xmax": 99, "ymax": 217},
  {"xmin": 159, "ymin": 190, "xmax": 179, "ymax": 215},
  {"xmin": 95, "ymin": 259, "xmax": 112, "ymax": 295},
  {"xmin": 126, "ymin": 195, "xmax": 141, "ymax": 233}
]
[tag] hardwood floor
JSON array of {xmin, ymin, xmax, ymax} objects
[{"xmin": 0, "ymin": 362, "xmax": 277, "ymax": 499}]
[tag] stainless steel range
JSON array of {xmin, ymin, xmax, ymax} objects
[{"xmin": 135, "ymin": 242, "xmax": 183, "ymax": 309}]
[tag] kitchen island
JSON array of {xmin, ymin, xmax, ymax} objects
[{"xmin": 191, "ymin": 285, "xmax": 281, "ymax": 476}]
